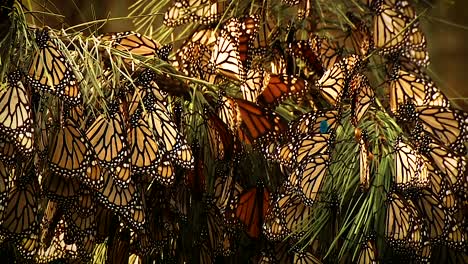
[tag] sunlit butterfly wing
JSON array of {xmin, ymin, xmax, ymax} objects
[
  {"xmin": 295, "ymin": 133, "xmax": 332, "ymax": 164},
  {"xmin": 357, "ymin": 132, "xmax": 372, "ymax": 190},
  {"xmin": 276, "ymin": 190, "xmax": 313, "ymax": 239},
  {"xmin": 258, "ymin": 74, "xmax": 309, "ymax": 106},
  {"xmin": 417, "ymin": 135, "xmax": 466, "ymax": 191},
  {"xmin": 0, "ymin": 71, "xmax": 34, "ymax": 155},
  {"xmin": 385, "ymin": 192, "xmax": 422, "ymax": 250},
  {"xmin": 36, "ymin": 219, "xmax": 79, "ymax": 263},
  {"xmin": 415, "ymin": 106, "xmax": 468, "ymax": 154},
  {"xmin": 310, "ymin": 35, "xmax": 342, "ymax": 70},
  {"xmin": 372, "ymin": 1, "xmax": 409, "ymax": 54},
  {"xmin": 127, "ymin": 114, "xmax": 161, "ymax": 175},
  {"xmin": 240, "ymin": 66, "xmax": 268, "ymax": 103},
  {"xmin": 290, "ymin": 154, "xmax": 329, "ymax": 205},
  {"xmin": 27, "ymin": 29, "xmax": 81, "ymax": 105},
  {"xmin": 100, "ymin": 31, "xmax": 171, "ymax": 61},
  {"xmin": 393, "ymin": 138, "xmax": 428, "ymax": 190},
  {"xmin": 140, "ymin": 88, "xmax": 194, "ymax": 169},
  {"xmin": 210, "ymin": 25, "xmax": 246, "ymax": 81},
  {"xmin": 388, "ymin": 64, "xmax": 450, "ymax": 113}
]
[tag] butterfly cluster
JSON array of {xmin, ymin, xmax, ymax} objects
[{"xmin": 0, "ymin": 0, "xmax": 467, "ymax": 263}]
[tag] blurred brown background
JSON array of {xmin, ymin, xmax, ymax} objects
[
  {"xmin": 31, "ymin": 0, "xmax": 468, "ymax": 110},
  {"xmin": 427, "ymin": 1, "xmax": 468, "ymax": 111}
]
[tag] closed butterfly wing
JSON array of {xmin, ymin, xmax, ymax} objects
[
  {"xmin": 0, "ymin": 71, "xmax": 34, "ymax": 155},
  {"xmin": 27, "ymin": 29, "xmax": 81, "ymax": 105},
  {"xmin": 48, "ymin": 119, "xmax": 93, "ymax": 179}
]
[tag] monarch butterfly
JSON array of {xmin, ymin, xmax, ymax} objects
[
  {"xmin": 139, "ymin": 87, "xmax": 194, "ymax": 169},
  {"xmin": 100, "ymin": 31, "xmax": 171, "ymax": 61},
  {"xmin": 392, "ymin": 1, "xmax": 430, "ymax": 66},
  {"xmin": 42, "ymin": 172, "xmax": 81, "ymax": 202},
  {"xmin": 263, "ymin": 205, "xmax": 288, "ymax": 241},
  {"xmin": 257, "ymin": 241, "xmax": 292, "ymax": 263},
  {"xmin": 349, "ymin": 73, "xmax": 375, "ymax": 126},
  {"xmin": 94, "ymin": 168, "xmax": 145, "ymax": 230},
  {"xmin": 342, "ymin": 16, "xmax": 374, "ymax": 56},
  {"xmin": 267, "ymin": 141, "xmax": 295, "ymax": 168},
  {"xmin": 317, "ymin": 56, "xmax": 358, "ymax": 107},
  {"xmin": 258, "ymin": 74, "xmax": 309, "ymax": 106},
  {"xmin": 0, "ymin": 71, "xmax": 34, "ymax": 155},
  {"xmin": 95, "ymin": 205, "xmax": 116, "ymax": 243},
  {"xmin": 393, "ymin": 138, "xmax": 429, "ymax": 190},
  {"xmin": 240, "ymin": 67, "xmax": 268, "ymax": 103},
  {"xmin": 39, "ymin": 200, "xmax": 63, "ymax": 247},
  {"xmin": 426, "ymin": 166, "xmax": 458, "ymax": 212},
  {"xmin": 293, "ymin": 250, "xmax": 322, "ymax": 264},
  {"xmin": 372, "ymin": 1, "xmax": 410, "ymax": 54},
  {"xmin": 295, "ymin": 133, "xmax": 333, "ymax": 165},
  {"xmin": 402, "ymin": 26, "xmax": 429, "ymax": 67},
  {"xmin": 86, "ymin": 103, "xmax": 131, "ymax": 187},
  {"xmin": 416, "ymin": 135, "xmax": 466, "ymax": 191},
  {"xmin": 174, "ymin": 28, "xmax": 216, "ymax": 79},
  {"xmin": 1, "ymin": 168, "xmax": 39, "ymax": 238},
  {"xmin": 127, "ymin": 109, "xmax": 161, "ymax": 175},
  {"xmin": 310, "ymin": 35, "xmax": 342, "ymax": 70},
  {"xmin": 218, "ymin": 96, "xmax": 286, "ymax": 145},
  {"xmin": 48, "ymin": 118, "xmax": 93, "ymax": 179},
  {"xmin": 232, "ymin": 183, "xmax": 270, "ymax": 238},
  {"xmin": 357, "ymin": 239, "xmax": 377, "ymax": 264},
  {"xmin": 403, "ymin": 105, "xmax": 468, "ymax": 154},
  {"xmin": 163, "ymin": 0, "xmax": 227, "ymax": 27},
  {"xmin": 274, "ymin": 190, "xmax": 313, "ymax": 239},
  {"xmin": 82, "ymin": 161, "xmax": 105, "ymax": 189},
  {"xmin": 64, "ymin": 204, "xmax": 96, "ymax": 245},
  {"xmin": 388, "ymin": 63, "xmax": 450, "ymax": 114},
  {"xmin": 209, "ymin": 25, "xmax": 246, "ymax": 81},
  {"xmin": 411, "ymin": 189, "xmax": 451, "ymax": 240},
  {"xmin": 216, "ymin": 229, "xmax": 236, "ymax": 257},
  {"xmin": 290, "ymin": 154, "xmax": 329, "ymax": 205},
  {"xmin": 238, "ymin": 15, "xmax": 259, "ymax": 67},
  {"xmin": 288, "ymin": 40, "xmax": 324, "ymax": 76},
  {"xmin": 385, "ymin": 192, "xmax": 423, "ymax": 250},
  {"xmin": 154, "ymin": 157, "xmax": 176, "ymax": 186},
  {"xmin": 27, "ymin": 29, "xmax": 81, "ymax": 105}
]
